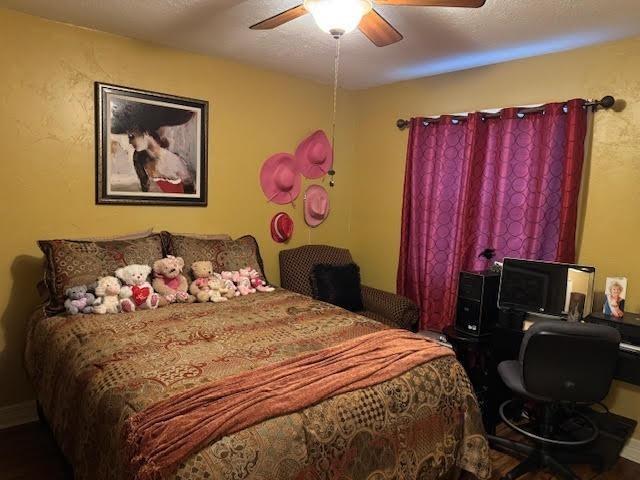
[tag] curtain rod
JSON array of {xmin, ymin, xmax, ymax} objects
[{"xmin": 395, "ymin": 95, "xmax": 616, "ymax": 131}]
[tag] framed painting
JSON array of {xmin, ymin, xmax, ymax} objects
[{"xmin": 95, "ymin": 82, "xmax": 208, "ymax": 206}]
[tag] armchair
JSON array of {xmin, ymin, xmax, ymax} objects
[{"xmin": 279, "ymin": 245, "xmax": 419, "ymax": 332}]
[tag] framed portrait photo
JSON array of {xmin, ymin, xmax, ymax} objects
[
  {"xmin": 95, "ymin": 82, "xmax": 208, "ymax": 206},
  {"xmin": 603, "ymin": 276, "xmax": 627, "ymax": 318}
]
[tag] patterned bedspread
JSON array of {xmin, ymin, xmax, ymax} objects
[{"xmin": 25, "ymin": 289, "xmax": 490, "ymax": 480}]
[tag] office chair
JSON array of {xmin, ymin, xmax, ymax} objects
[{"xmin": 488, "ymin": 320, "xmax": 620, "ymax": 480}]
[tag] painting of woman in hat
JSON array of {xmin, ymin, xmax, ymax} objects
[
  {"xmin": 127, "ymin": 126, "xmax": 195, "ymax": 194},
  {"xmin": 96, "ymin": 83, "xmax": 208, "ymax": 206}
]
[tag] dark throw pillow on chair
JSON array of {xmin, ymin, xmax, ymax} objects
[{"xmin": 310, "ymin": 263, "xmax": 364, "ymax": 312}]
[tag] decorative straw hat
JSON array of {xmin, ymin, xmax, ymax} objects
[
  {"xmin": 259, "ymin": 153, "xmax": 301, "ymax": 205},
  {"xmin": 295, "ymin": 130, "xmax": 333, "ymax": 179},
  {"xmin": 270, "ymin": 212, "xmax": 294, "ymax": 243},
  {"xmin": 304, "ymin": 185, "xmax": 330, "ymax": 227}
]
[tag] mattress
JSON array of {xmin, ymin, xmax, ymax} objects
[{"xmin": 25, "ymin": 288, "xmax": 490, "ymax": 480}]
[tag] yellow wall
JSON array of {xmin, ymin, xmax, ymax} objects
[
  {"xmin": 349, "ymin": 36, "xmax": 640, "ymax": 435},
  {"xmin": 0, "ymin": 8, "xmax": 355, "ymax": 407},
  {"xmin": 2, "ymin": 6, "xmax": 639, "ymax": 437}
]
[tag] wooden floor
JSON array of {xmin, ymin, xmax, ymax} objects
[
  {"xmin": 1, "ymin": 422, "xmax": 70, "ymax": 480},
  {"xmin": 486, "ymin": 445, "xmax": 640, "ymax": 480},
  {"xmin": 1, "ymin": 421, "xmax": 639, "ymax": 479}
]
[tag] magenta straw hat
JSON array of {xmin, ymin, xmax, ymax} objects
[
  {"xmin": 259, "ymin": 153, "xmax": 301, "ymax": 205},
  {"xmin": 295, "ymin": 130, "xmax": 333, "ymax": 179},
  {"xmin": 304, "ymin": 185, "xmax": 330, "ymax": 227}
]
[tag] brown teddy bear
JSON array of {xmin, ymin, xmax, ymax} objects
[
  {"xmin": 152, "ymin": 255, "xmax": 195, "ymax": 306},
  {"xmin": 189, "ymin": 260, "xmax": 226, "ymax": 303}
]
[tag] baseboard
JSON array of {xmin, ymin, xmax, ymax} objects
[
  {"xmin": 621, "ymin": 437, "xmax": 640, "ymax": 464},
  {"xmin": 0, "ymin": 400, "xmax": 38, "ymax": 430}
]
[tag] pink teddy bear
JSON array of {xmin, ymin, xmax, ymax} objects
[
  {"xmin": 245, "ymin": 267, "xmax": 275, "ymax": 293},
  {"xmin": 234, "ymin": 269, "xmax": 256, "ymax": 296}
]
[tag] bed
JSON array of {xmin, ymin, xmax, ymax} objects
[{"xmin": 25, "ymin": 287, "xmax": 490, "ymax": 480}]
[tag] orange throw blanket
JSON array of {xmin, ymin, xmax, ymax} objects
[{"xmin": 124, "ymin": 329, "xmax": 454, "ymax": 480}]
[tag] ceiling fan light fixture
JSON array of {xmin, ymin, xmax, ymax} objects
[{"xmin": 304, "ymin": 0, "xmax": 372, "ymax": 37}]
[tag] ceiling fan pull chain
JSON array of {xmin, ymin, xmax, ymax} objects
[{"xmin": 329, "ymin": 36, "xmax": 340, "ymax": 187}]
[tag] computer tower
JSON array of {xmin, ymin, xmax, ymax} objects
[{"xmin": 455, "ymin": 270, "xmax": 500, "ymax": 336}]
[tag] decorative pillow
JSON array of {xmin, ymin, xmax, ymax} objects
[
  {"xmin": 170, "ymin": 232, "xmax": 231, "ymax": 240},
  {"xmin": 310, "ymin": 263, "xmax": 364, "ymax": 312},
  {"xmin": 70, "ymin": 228, "xmax": 154, "ymax": 242},
  {"xmin": 159, "ymin": 231, "xmax": 230, "ymax": 260},
  {"xmin": 38, "ymin": 234, "xmax": 164, "ymax": 316},
  {"xmin": 163, "ymin": 233, "xmax": 266, "ymax": 280}
]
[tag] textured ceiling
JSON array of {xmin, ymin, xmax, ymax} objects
[{"xmin": 2, "ymin": 0, "xmax": 640, "ymax": 89}]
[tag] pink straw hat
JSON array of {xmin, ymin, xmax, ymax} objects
[
  {"xmin": 304, "ymin": 185, "xmax": 330, "ymax": 227},
  {"xmin": 260, "ymin": 153, "xmax": 301, "ymax": 205},
  {"xmin": 295, "ymin": 130, "xmax": 333, "ymax": 179},
  {"xmin": 270, "ymin": 212, "xmax": 294, "ymax": 243}
]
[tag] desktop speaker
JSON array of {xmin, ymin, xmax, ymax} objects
[{"xmin": 455, "ymin": 270, "xmax": 500, "ymax": 336}]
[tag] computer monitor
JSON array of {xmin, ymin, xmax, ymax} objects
[{"xmin": 498, "ymin": 258, "xmax": 595, "ymax": 319}]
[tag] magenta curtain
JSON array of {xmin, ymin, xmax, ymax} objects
[{"xmin": 397, "ymin": 99, "xmax": 588, "ymax": 331}]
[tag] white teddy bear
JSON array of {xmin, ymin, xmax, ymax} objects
[
  {"xmin": 92, "ymin": 276, "xmax": 123, "ymax": 314},
  {"xmin": 219, "ymin": 271, "xmax": 240, "ymax": 298},
  {"xmin": 115, "ymin": 264, "xmax": 160, "ymax": 312},
  {"xmin": 207, "ymin": 275, "xmax": 229, "ymax": 303}
]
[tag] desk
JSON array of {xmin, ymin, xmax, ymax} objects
[{"xmin": 444, "ymin": 323, "xmax": 640, "ymax": 435}]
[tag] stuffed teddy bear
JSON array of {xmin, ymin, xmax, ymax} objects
[
  {"xmin": 219, "ymin": 271, "xmax": 240, "ymax": 298},
  {"xmin": 234, "ymin": 269, "xmax": 256, "ymax": 296},
  {"xmin": 64, "ymin": 285, "xmax": 95, "ymax": 315},
  {"xmin": 152, "ymin": 255, "xmax": 195, "ymax": 306},
  {"xmin": 207, "ymin": 275, "xmax": 229, "ymax": 303},
  {"xmin": 189, "ymin": 261, "xmax": 218, "ymax": 302},
  {"xmin": 244, "ymin": 267, "xmax": 275, "ymax": 293},
  {"xmin": 116, "ymin": 264, "xmax": 160, "ymax": 312},
  {"xmin": 93, "ymin": 276, "xmax": 123, "ymax": 315}
]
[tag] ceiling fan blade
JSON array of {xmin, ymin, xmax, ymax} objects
[
  {"xmin": 250, "ymin": 4, "xmax": 308, "ymax": 30},
  {"xmin": 359, "ymin": 10, "xmax": 403, "ymax": 47},
  {"xmin": 375, "ymin": 0, "xmax": 485, "ymax": 7}
]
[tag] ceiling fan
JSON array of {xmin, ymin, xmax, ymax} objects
[{"xmin": 250, "ymin": 0, "xmax": 486, "ymax": 47}]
